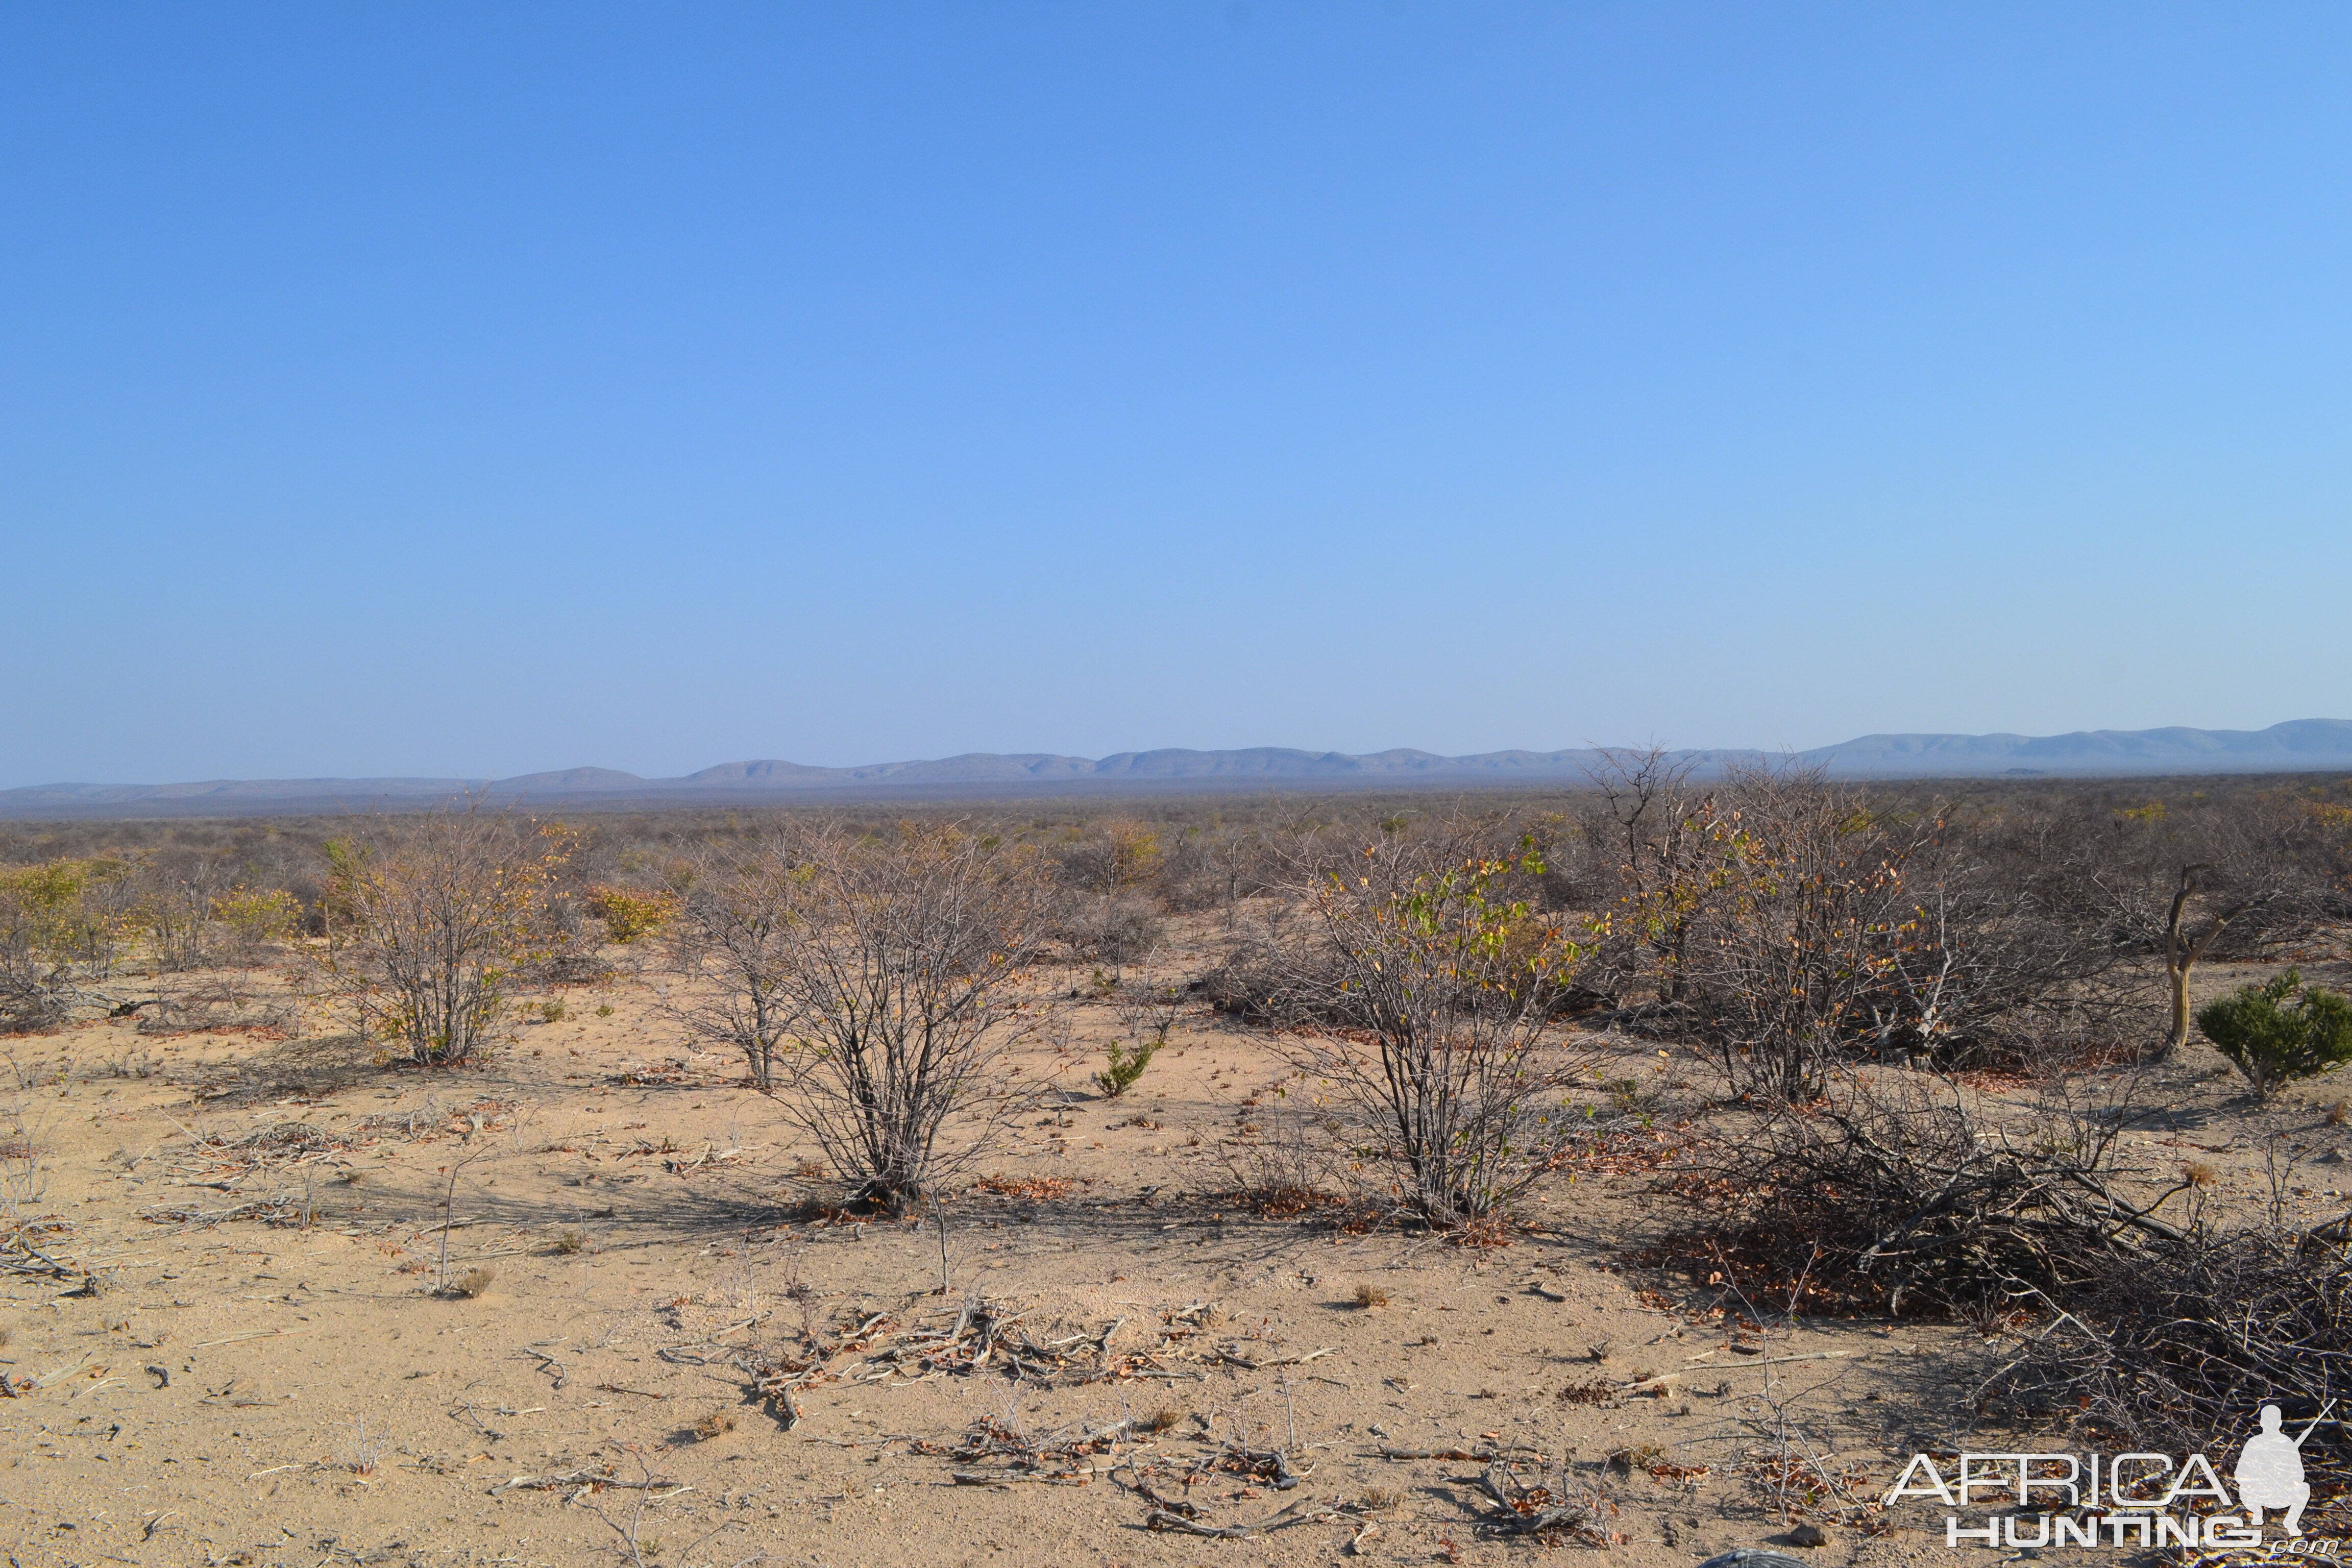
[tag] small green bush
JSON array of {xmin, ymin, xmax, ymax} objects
[
  {"xmin": 586, "ymin": 885, "xmax": 677, "ymax": 944},
  {"xmin": 1095, "ymin": 1038, "xmax": 1158, "ymax": 1098},
  {"xmin": 2196, "ymin": 968, "xmax": 2352, "ymax": 1097}
]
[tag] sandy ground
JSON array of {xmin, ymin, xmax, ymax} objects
[{"xmin": 3, "ymin": 936, "xmax": 2347, "ymax": 1568}]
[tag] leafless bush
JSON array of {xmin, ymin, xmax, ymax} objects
[
  {"xmin": 0, "ymin": 925, "xmax": 69, "ymax": 1035},
  {"xmin": 1215, "ymin": 1100, "xmax": 1349, "ymax": 1213},
  {"xmin": 1579, "ymin": 747, "xmax": 1714, "ymax": 1008},
  {"xmin": 1111, "ymin": 968, "xmax": 1184, "ymax": 1052},
  {"xmin": 654, "ymin": 839, "xmax": 802, "ymax": 1090},
  {"xmin": 528, "ymin": 885, "xmax": 611, "ymax": 985},
  {"xmin": 138, "ymin": 865, "xmax": 225, "ymax": 972},
  {"xmin": 760, "ymin": 823, "xmax": 1050, "ymax": 1210},
  {"xmin": 1150, "ymin": 821, "xmax": 1260, "ymax": 915},
  {"xmin": 0, "ymin": 1057, "xmax": 50, "ymax": 1216},
  {"xmin": 1198, "ymin": 911, "xmax": 1298, "ymax": 1023},
  {"xmin": 1466, "ymin": 1457, "xmax": 1616, "ymax": 1545},
  {"xmin": 135, "ymin": 976, "xmax": 293, "ymax": 1036},
  {"xmin": 1985, "ymin": 1211, "xmax": 2352, "ymax": 1493},
  {"xmin": 1055, "ymin": 891, "xmax": 1162, "ymax": 969},
  {"xmin": 1664, "ymin": 1065, "xmax": 2190, "ymax": 1316}
]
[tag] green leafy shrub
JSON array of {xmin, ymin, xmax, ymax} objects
[
  {"xmin": 585, "ymin": 886, "xmax": 677, "ymax": 945},
  {"xmin": 1095, "ymin": 1038, "xmax": 1158, "ymax": 1098},
  {"xmin": 2196, "ymin": 968, "xmax": 2352, "ymax": 1096},
  {"xmin": 213, "ymin": 887, "xmax": 300, "ymax": 960}
]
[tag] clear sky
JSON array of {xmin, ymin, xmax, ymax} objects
[{"xmin": 4, "ymin": 4, "xmax": 2347, "ymax": 786}]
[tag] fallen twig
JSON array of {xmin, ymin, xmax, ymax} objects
[{"xmin": 1146, "ymin": 1497, "xmax": 1334, "ymax": 1538}]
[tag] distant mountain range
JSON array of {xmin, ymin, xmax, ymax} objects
[{"xmin": 7, "ymin": 719, "xmax": 2350, "ymax": 819}]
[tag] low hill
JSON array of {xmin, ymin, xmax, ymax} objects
[{"xmin": 6, "ymin": 719, "xmax": 2347, "ymax": 817}]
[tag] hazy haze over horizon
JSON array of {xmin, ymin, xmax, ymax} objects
[{"xmin": 4, "ymin": 5, "xmax": 2347, "ymax": 789}]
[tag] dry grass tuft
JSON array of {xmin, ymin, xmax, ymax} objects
[
  {"xmin": 550, "ymin": 1230, "xmax": 585, "ymax": 1255},
  {"xmin": 2184, "ymin": 1161, "xmax": 2218, "ymax": 1188},
  {"xmin": 1353, "ymin": 1282, "xmax": 1390, "ymax": 1309},
  {"xmin": 1142, "ymin": 1407, "xmax": 1184, "ymax": 1434}
]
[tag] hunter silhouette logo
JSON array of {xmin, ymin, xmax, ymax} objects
[
  {"xmin": 1883, "ymin": 1399, "xmax": 2340, "ymax": 1551},
  {"xmin": 2237, "ymin": 1402, "xmax": 2331, "ymax": 1537}
]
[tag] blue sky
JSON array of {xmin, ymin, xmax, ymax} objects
[{"xmin": 4, "ymin": 4, "xmax": 2347, "ymax": 785}]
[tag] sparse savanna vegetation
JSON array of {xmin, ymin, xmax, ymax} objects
[{"xmin": 0, "ymin": 771, "xmax": 2348, "ymax": 1559}]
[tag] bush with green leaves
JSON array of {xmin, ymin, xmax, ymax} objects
[
  {"xmin": 2195, "ymin": 968, "xmax": 2352, "ymax": 1096},
  {"xmin": 1095, "ymin": 1038, "xmax": 1157, "ymax": 1098}
]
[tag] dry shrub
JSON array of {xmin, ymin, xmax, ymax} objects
[
  {"xmin": 1987, "ymin": 1221, "xmax": 2352, "ymax": 1498},
  {"xmin": 1580, "ymin": 752, "xmax": 2172, "ymax": 1091},
  {"xmin": 654, "ymin": 841, "xmax": 801, "ymax": 1090},
  {"xmin": 1197, "ymin": 933, "xmax": 1289, "ymax": 1024},
  {"xmin": 1353, "ymin": 1283, "xmax": 1389, "ymax": 1309},
  {"xmin": 1213, "ymin": 1102, "xmax": 1348, "ymax": 1217},
  {"xmin": 1656, "ymin": 1067, "xmax": 2188, "ymax": 1317},
  {"xmin": 1249, "ymin": 828, "xmax": 1594, "ymax": 1224},
  {"xmin": 314, "ymin": 806, "xmax": 575, "ymax": 1067},
  {"xmin": 1649, "ymin": 1058, "xmax": 2352, "ymax": 1499},
  {"xmin": 0, "ymin": 860, "xmax": 113, "ymax": 1033},
  {"xmin": 1468, "ymin": 1457, "xmax": 1616, "ymax": 1545},
  {"xmin": 679, "ymin": 824, "xmax": 1048, "ymax": 1207},
  {"xmin": 1057, "ymin": 819, "xmax": 1166, "ymax": 895},
  {"xmin": 136, "ymin": 976, "xmax": 293, "ymax": 1037},
  {"xmin": 1058, "ymin": 890, "xmax": 1164, "ymax": 968}
]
